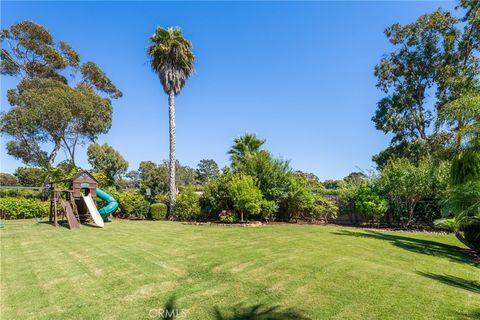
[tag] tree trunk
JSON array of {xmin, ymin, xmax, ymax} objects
[
  {"xmin": 48, "ymin": 141, "xmax": 61, "ymax": 167},
  {"xmin": 455, "ymin": 231, "xmax": 479, "ymax": 253},
  {"xmin": 168, "ymin": 90, "xmax": 177, "ymax": 219}
]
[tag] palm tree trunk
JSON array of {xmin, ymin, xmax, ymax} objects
[{"xmin": 168, "ymin": 90, "xmax": 177, "ymax": 219}]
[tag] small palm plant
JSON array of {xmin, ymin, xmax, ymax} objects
[
  {"xmin": 148, "ymin": 27, "xmax": 195, "ymax": 218},
  {"xmin": 435, "ymin": 148, "xmax": 480, "ymax": 252},
  {"xmin": 228, "ymin": 133, "xmax": 266, "ymax": 166}
]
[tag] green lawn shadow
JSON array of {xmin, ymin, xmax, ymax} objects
[
  {"xmin": 156, "ymin": 296, "xmax": 309, "ymax": 320},
  {"xmin": 416, "ymin": 271, "xmax": 480, "ymax": 294},
  {"xmin": 213, "ymin": 304, "xmax": 310, "ymax": 320},
  {"xmin": 331, "ymin": 230, "xmax": 479, "ymax": 266}
]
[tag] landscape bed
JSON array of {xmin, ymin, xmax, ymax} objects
[{"xmin": 1, "ymin": 220, "xmax": 479, "ymax": 319}]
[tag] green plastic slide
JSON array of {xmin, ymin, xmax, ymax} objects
[{"xmin": 96, "ymin": 188, "xmax": 119, "ymax": 222}]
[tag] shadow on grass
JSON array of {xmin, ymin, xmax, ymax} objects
[
  {"xmin": 417, "ymin": 271, "xmax": 480, "ymax": 294},
  {"xmin": 213, "ymin": 304, "xmax": 310, "ymax": 320},
  {"xmin": 163, "ymin": 296, "xmax": 178, "ymax": 320},
  {"xmin": 156, "ymin": 297, "xmax": 309, "ymax": 320},
  {"xmin": 455, "ymin": 309, "xmax": 480, "ymax": 320},
  {"xmin": 331, "ymin": 230, "xmax": 478, "ymax": 266}
]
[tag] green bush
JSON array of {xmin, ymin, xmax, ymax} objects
[
  {"xmin": 200, "ymin": 168, "xmax": 234, "ymax": 219},
  {"xmin": 220, "ymin": 212, "xmax": 239, "ymax": 224},
  {"xmin": 154, "ymin": 193, "xmax": 169, "ymax": 205},
  {"xmin": 285, "ymin": 175, "xmax": 316, "ymax": 219},
  {"xmin": 451, "ymin": 149, "xmax": 480, "ymax": 185},
  {"xmin": 0, "ymin": 197, "xmax": 49, "ymax": 219},
  {"xmin": 261, "ymin": 200, "xmax": 278, "ymax": 221},
  {"xmin": 0, "ymin": 189, "xmax": 44, "ymax": 199},
  {"xmin": 150, "ymin": 203, "xmax": 167, "ymax": 220},
  {"xmin": 234, "ymin": 151, "xmax": 290, "ymax": 209},
  {"xmin": 118, "ymin": 191, "xmax": 150, "ymax": 219},
  {"xmin": 228, "ymin": 175, "xmax": 263, "ymax": 221},
  {"xmin": 313, "ymin": 196, "xmax": 339, "ymax": 223},
  {"xmin": 176, "ymin": 186, "xmax": 201, "ymax": 221},
  {"xmin": 355, "ymin": 182, "xmax": 389, "ymax": 221}
]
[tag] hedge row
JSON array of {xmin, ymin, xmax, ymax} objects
[
  {"xmin": 0, "ymin": 189, "xmax": 44, "ymax": 199},
  {"xmin": 0, "ymin": 197, "xmax": 49, "ymax": 219}
]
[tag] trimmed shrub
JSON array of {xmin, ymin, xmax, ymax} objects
[
  {"xmin": 150, "ymin": 203, "xmax": 167, "ymax": 220},
  {"xmin": 0, "ymin": 197, "xmax": 49, "ymax": 219},
  {"xmin": 176, "ymin": 186, "xmax": 201, "ymax": 221},
  {"xmin": 118, "ymin": 191, "xmax": 150, "ymax": 219}
]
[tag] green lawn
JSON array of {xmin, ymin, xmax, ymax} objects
[{"xmin": 1, "ymin": 220, "xmax": 479, "ymax": 320}]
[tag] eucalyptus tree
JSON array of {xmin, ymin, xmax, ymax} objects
[
  {"xmin": 0, "ymin": 21, "xmax": 122, "ymax": 168},
  {"xmin": 148, "ymin": 27, "xmax": 195, "ymax": 218},
  {"xmin": 372, "ymin": 2, "xmax": 480, "ymax": 166}
]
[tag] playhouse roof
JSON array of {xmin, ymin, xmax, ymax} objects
[{"xmin": 71, "ymin": 170, "xmax": 97, "ymax": 182}]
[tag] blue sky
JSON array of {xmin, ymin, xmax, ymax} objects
[{"xmin": 1, "ymin": 1, "xmax": 456, "ymax": 180}]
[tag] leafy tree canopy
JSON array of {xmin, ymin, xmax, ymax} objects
[
  {"xmin": 138, "ymin": 160, "xmax": 196, "ymax": 197},
  {"xmin": 0, "ymin": 21, "xmax": 122, "ymax": 168},
  {"xmin": 373, "ymin": 2, "xmax": 479, "ymax": 166},
  {"xmin": 228, "ymin": 133, "xmax": 266, "ymax": 166},
  {"xmin": 148, "ymin": 26, "xmax": 195, "ymax": 95},
  {"xmin": 196, "ymin": 159, "xmax": 220, "ymax": 186},
  {"xmin": 14, "ymin": 167, "xmax": 47, "ymax": 187},
  {"xmin": 234, "ymin": 150, "xmax": 291, "ymax": 206},
  {"xmin": 0, "ymin": 173, "xmax": 18, "ymax": 186},
  {"xmin": 87, "ymin": 143, "xmax": 129, "ymax": 186}
]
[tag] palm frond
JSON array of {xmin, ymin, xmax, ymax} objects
[{"xmin": 147, "ymin": 26, "xmax": 195, "ymax": 95}]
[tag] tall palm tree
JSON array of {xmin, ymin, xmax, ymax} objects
[
  {"xmin": 228, "ymin": 133, "xmax": 266, "ymax": 165},
  {"xmin": 148, "ymin": 27, "xmax": 195, "ymax": 218}
]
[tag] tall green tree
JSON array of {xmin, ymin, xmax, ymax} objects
[
  {"xmin": 138, "ymin": 160, "xmax": 196, "ymax": 197},
  {"xmin": 14, "ymin": 167, "xmax": 47, "ymax": 187},
  {"xmin": 87, "ymin": 143, "xmax": 128, "ymax": 186},
  {"xmin": 148, "ymin": 26, "xmax": 195, "ymax": 218},
  {"xmin": 228, "ymin": 133, "xmax": 266, "ymax": 166},
  {"xmin": 196, "ymin": 159, "xmax": 220, "ymax": 186},
  {"xmin": 373, "ymin": 10, "xmax": 456, "ymax": 145},
  {"xmin": 373, "ymin": 2, "xmax": 479, "ymax": 166},
  {"xmin": 0, "ymin": 21, "xmax": 122, "ymax": 168},
  {"xmin": 0, "ymin": 173, "xmax": 18, "ymax": 186}
]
